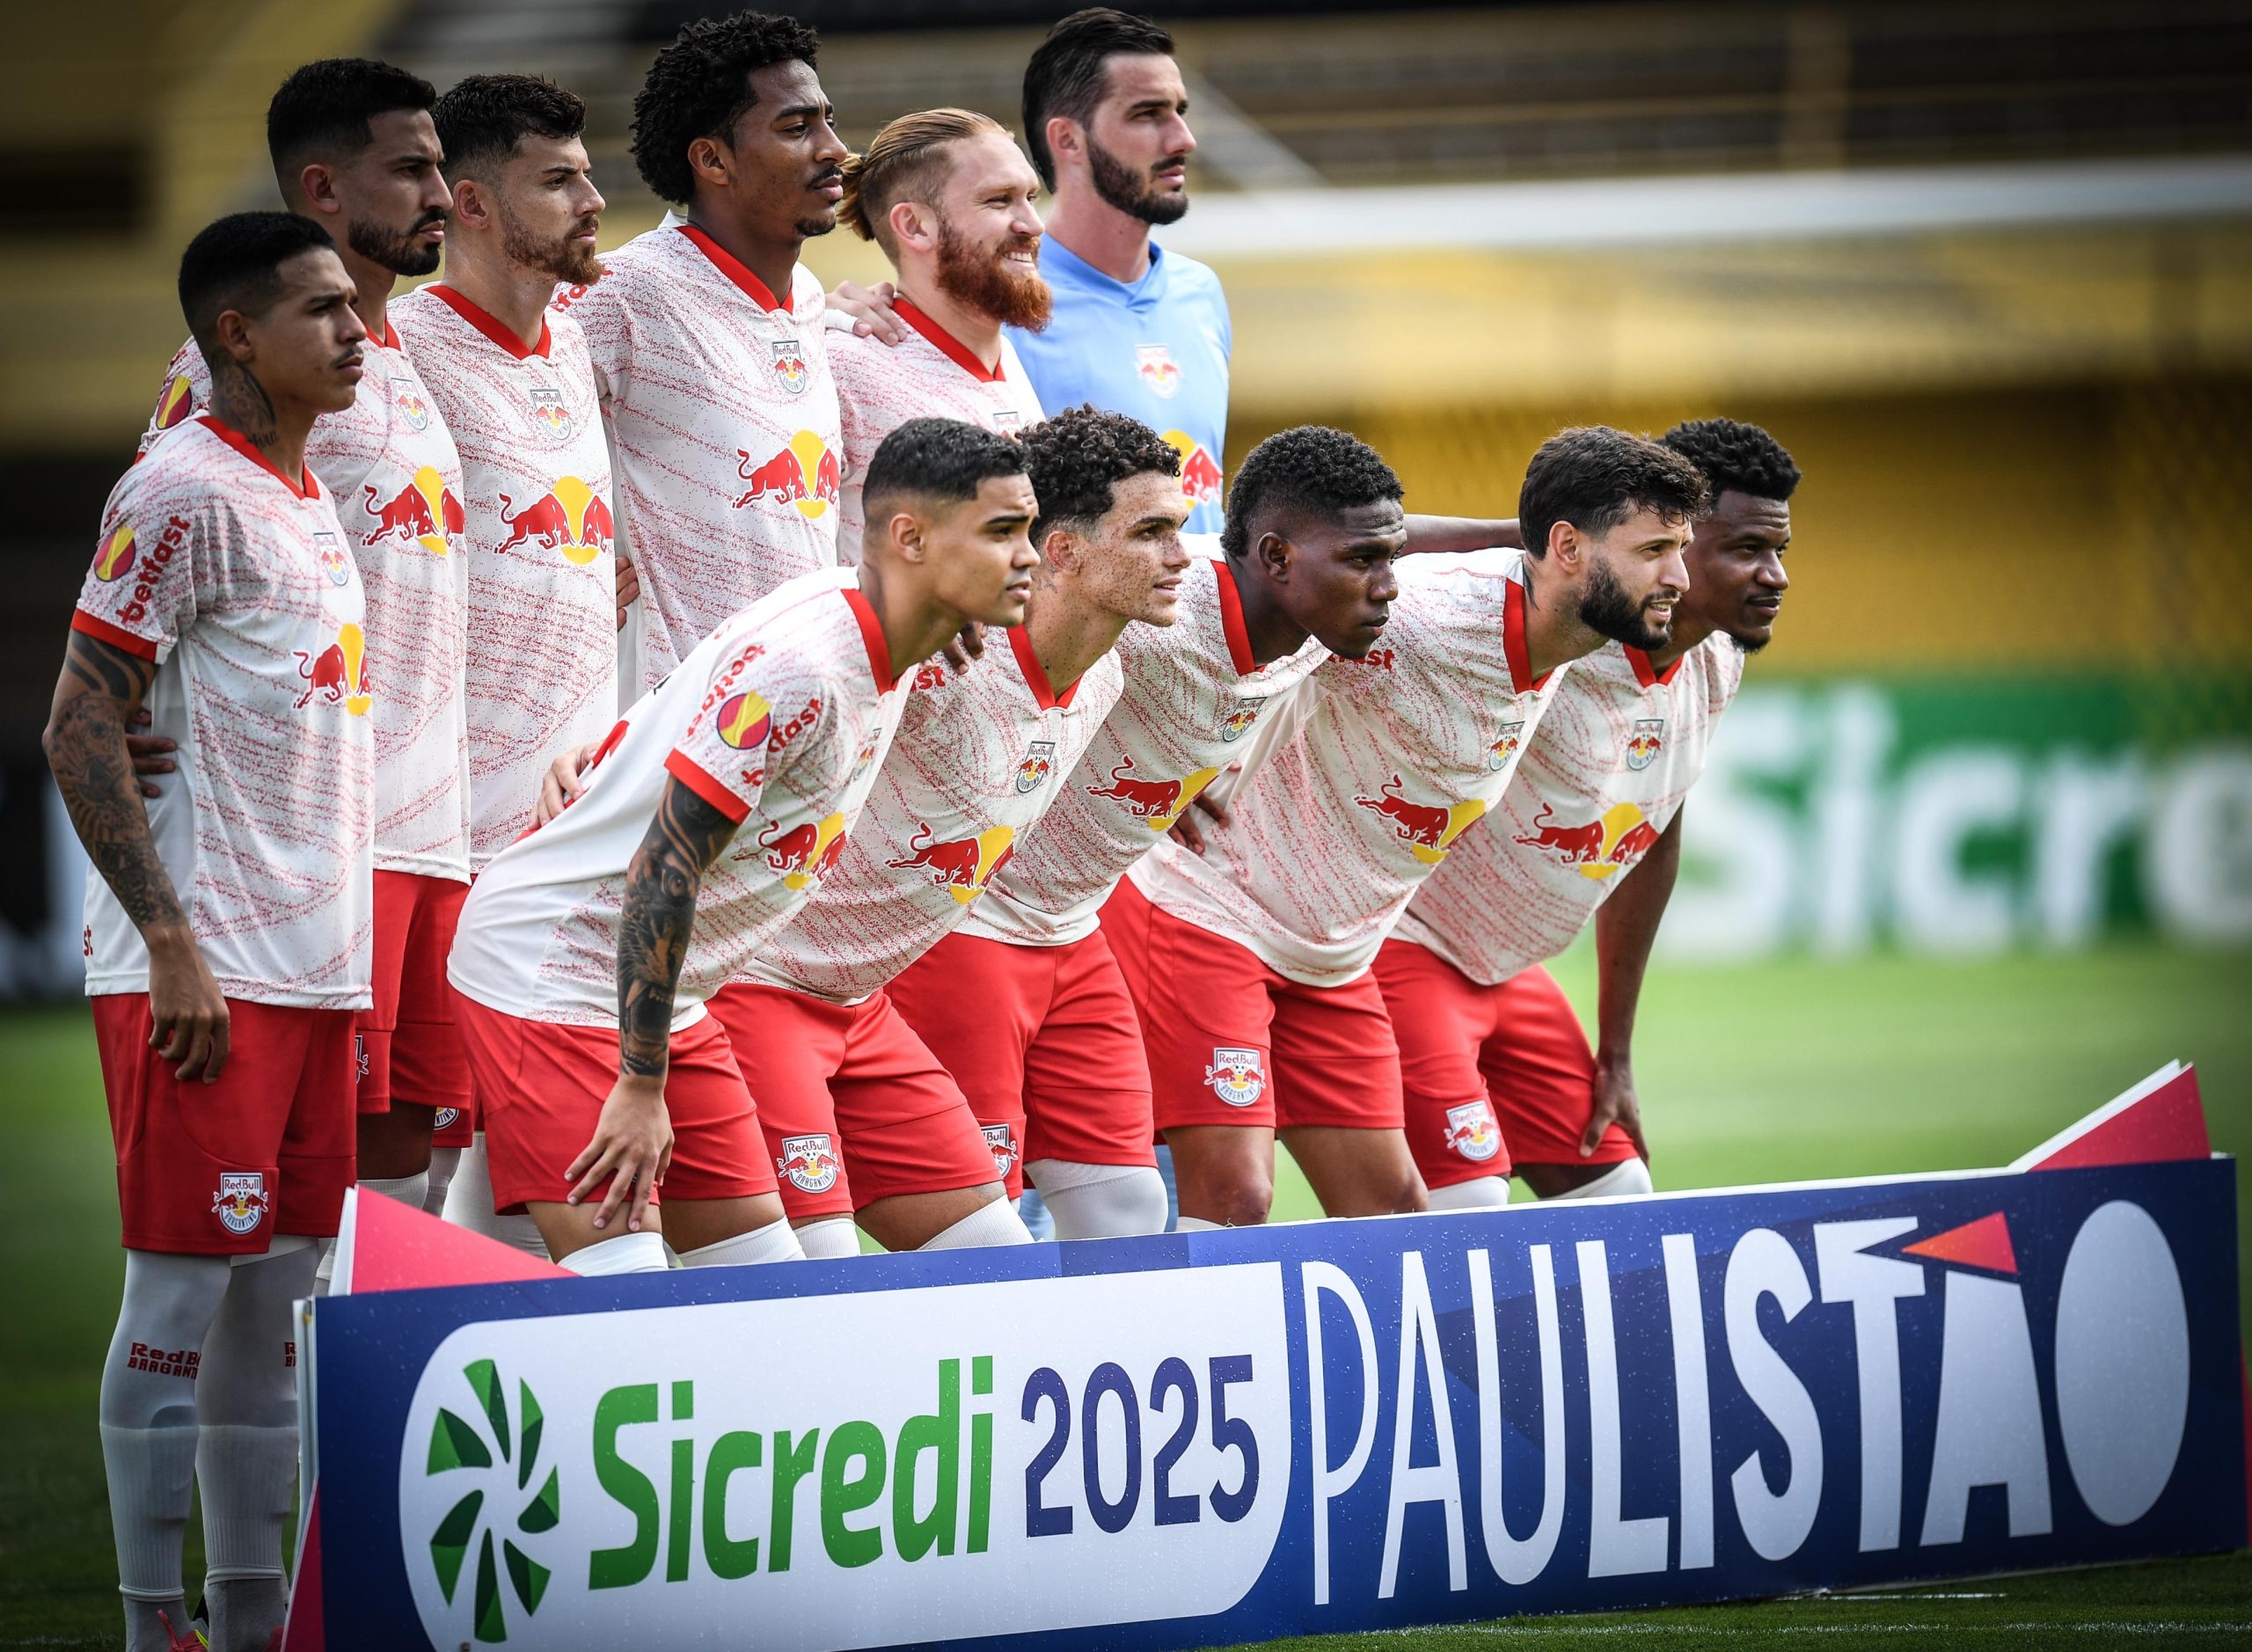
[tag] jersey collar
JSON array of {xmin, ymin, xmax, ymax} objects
[
  {"xmin": 894, "ymin": 297, "xmax": 1005, "ymax": 382},
  {"xmin": 1036, "ymin": 234, "xmax": 1168, "ymax": 305},
  {"xmin": 425, "ymin": 282, "xmax": 552, "ymax": 359},
  {"xmin": 1006, "ymin": 623, "xmax": 1080, "ymax": 709},
  {"xmin": 1210, "ymin": 557, "xmax": 1261, "ymax": 677},
  {"xmin": 1624, "ymin": 643, "xmax": 1685, "ymax": 689},
  {"xmin": 1503, "ymin": 575, "xmax": 1554, "ymax": 694},
  {"xmin": 842, "ymin": 584, "xmax": 898, "ymax": 693},
  {"xmin": 198, "ymin": 414, "xmax": 318, "ymax": 501},
  {"xmin": 677, "ymin": 223, "xmax": 793, "ymax": 313}
]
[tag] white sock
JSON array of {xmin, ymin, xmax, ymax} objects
[
  {"xmin": 1174, "ymin": 1215, "xmax": 1224, "ymax": 1232},
  {"xmin": 423, "ymin": 1145, "xmax": 461, "ymax": 1217},
  {"xmin": 203, "ymin": 1575, "xmax": 289, "ymax": 1652},
  {"xmin": 442, "ymin": 1137, "xmax": 552, "ymax": 1257},
  {"xmin": 680, "ymin": 1217, "xmax": 805, "ymax": 1268},
  {"xmin": 313, "ymin": 1173, "xmax": 428, "ymax": 1293},
  {"xmin": 918, "ymin": 1198, "xmax": 1035, "ymax": 1250},
  {"xmin": 1544, "ymin": 1158, "xmax": 1655, "ymax": 1200},
  {"xmin": 558, "ymin": 1232, "xmax": 669, "ymax": 1276},
  {"xmin": 195, "ymin": 1244, "xmax": 313, "ymax": 1598},
  {"xmin": 793, "ymin": 1217, "xmax": 863, "ymax": 1260},
  {"xmin": 1427, "ymin": 1175, "xmax": 1511, "ymax": 1210},
  {"xmin": 1027, "ymin": 1160, "xmax": 1168, "ymax": 1239}
]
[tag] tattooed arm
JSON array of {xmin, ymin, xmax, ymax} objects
[
  {"xmin": 563, "ymin": 775, "xmax": 742, "ymax": 1232},
  {"xmin": 44, "ymin": 630, "xmax": 230, "ymax": 1081}
]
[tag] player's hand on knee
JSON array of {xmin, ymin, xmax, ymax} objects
[
  {"xmin": 125, "ymin": 707, "xmax": 175, "ymax": 798},
  {"xmin": 1585, "ymin": 1058, "xmax": 1649, "ymax": 1160},
  {"xmin": 537, "ymin": 742, "xmax": 602, "ymax": 825},
  {"xmin": 940, "ymin": 621, "xmax": 987, "ymax": 670},
  {"xmin": 146, "ymin": 927, "xmax": 230, "ymax": 1083},
  {"xmin": 568, "ymin": 1075, "xmax": 672, "ymax": 1232},
  {"xmin": 825, "ymin": 279, "xmax": 903, "ymax": 344},
  {"xmin": 613, "ymin": 559, "xmax": 640, "ymax": 630}
]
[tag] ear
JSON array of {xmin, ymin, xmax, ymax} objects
[
  {"xmin": 1254, "ymin": 529, "xmax": 1292, "ymax": 581},
  {"xmin": 213, "ymin": 309, "xmax": 257, "ymax": 368},
  {"xmin": 1546, "ymin": 519, "xmax": 1582, "ymax": 571},
  {"xmin": 1038, "ymin": 525, "xmax": 1078, "ymax": 576},
  {"xmin": 885, "ymin": 510, "xmax": 925, "ymax": 565},
  {"xmin": 888, "ymin": 198, "xmax": 937, "ymax": 256},
  {"xmin": 1045, "ymin": 114, "xmax": 1082, "ymax": 170},
  {"xmin": 294, "ymin": 161, "xmax": 344, "ymax": 220},
  {"xmin": 687, "ymin": 135, "xmax": 733, "ymax": 191},
  {"xmin": 449, "ymin": 174, "xmax": 490, "ymax": 232}
]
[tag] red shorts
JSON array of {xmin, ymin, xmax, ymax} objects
[
  {"xmin": 455, "ymin": 997, "xmax": 777, "ymax": 1213},
  {"xmin": 887, "ymin": 929, "xmax": 1156, "ymax": 1199},
  {"xmin": 1375, "ymin": 939, "xmax": 1636, "ymax": 1187},
  {"xmin": 1104, "ymin": 877, "xmax": 1404, "ymax": 1135},
  {"xmin": 93, "ymin": 994, "xmax": 356, "ymax": 1254},
  {"xmin": 707, "ymin": 983, "xmax": 999, "ymax": 1221},
  {"xmin": 357, "ymin": 871, "xmax": 471, "ymax": 1120}
]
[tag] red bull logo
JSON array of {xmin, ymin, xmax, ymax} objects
[
  {"xmin": 1086, "ymin": 756, "xmax": 1222, "ymax": 830},
  {"xmin": 497, "ymin": 476, "xmax": 612, "ymax": 566},
  {"xmin": 776, "ymin": 1133, "xmax": 840, "ymax": 1195},
  {"xmin": 1514, "ymin": 800, "xmax": 1659, "ymax": 880},
  {"xmin": 717, "ymin": 690, "xmax": 772, "ymax": 751},
  {"xmin": 93, "ymin": 524, "xmax": 137, "ymax": 582},
  {"xmin": 1163, "ymin": 429, "xmax": 1224, "ymax": 508},
  {"xmin": 1486, "ymin": 719, "xmax": 1526, "ymax": 773},
  {"xmin": 888, "ymin": 822, "xmax": 1015, "ymax": 907},
  {"xmin": 528, "ymin": 385, "xmax": 574, "ymax": 440},
  {"xmin": 1443, "ymin": 1100, "xmax": 1503, "ymax": 1163},
  {"xmin": 1016, "ymin": 741, "xmax": 1056, "ymax": 795},
  {"xmin": 1626, "ymin": 717, "xmax": 1666, "ymax": 772},
  {"xmin": 363, "ymin": 465, "xmax": 459, "ymax": 555},
  {"xmin": 393, "ymin": 380, "xmax": 432, "ymax": 432},
  {"xmin": 733, "ymin": 431, "xmax": 840, "ymax": 521},
  {"xmin": 1219, "ymin": 696, "xmax": 1264, "ymax": 742},
  {"xmin": 212, "ymin": 1172, "xmax": 268, "ymax": 1236},
  {"xmin": 293, "ymin": 621, "xmax": 372, "ymax": 716},
  {"xmin": 315, "ymin": 531, "xmax": 349, "ymax": 587},
  {"xmin": 1352, "ymin": 774, "xmax": 1487, "ymax": 865},
  {"xmin": 760, "ymin": 811, "xmax": 847, "ymax": 890},
  {"xmin": 771, "ymin": 338, "xmax": 810, "ymax": 396},
  {"xmin": 1203, "ymin": 1046, "xmax": 1265, "ymax": 1108},
  {"xmin": 151, "ymin": 372, "xmax": 195, "ymax": 434},
  {"xmin": 1137, "ymin": 344, "xmax": 1181, "ymax": 398},
  {"xmin": 981, "ymin": 1123, "xmax": 1018, "ymax": 1179}
]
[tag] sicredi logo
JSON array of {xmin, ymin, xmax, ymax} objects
[{"xmin": 398, "ymin": 1265, "xmax": 1293, "ymax": 1648}]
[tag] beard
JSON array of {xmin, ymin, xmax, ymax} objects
[
  {"xmin": 349, "ymin": 210, "xmax": 445, "ymax": 277},
  {"xmin": 1578, "ymin": 555, "xmax": 1673, "ymax": 651},
  {"xmin": 1726, "ymin": 627, "xmax": 1771, "ymax": 655},
  {"xmin": 501, "ymin": 197, "xmax": 604, "ymax": 287},
  {"xmin": 936, "ymin": 217, "xmax": 1053, "ymax": 332},
  {"xmin": 1087, "ymin": 137, "xmax": 1188, "ymax": 226}
]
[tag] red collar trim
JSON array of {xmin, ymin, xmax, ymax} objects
[
  {"xmin": 1210, "ymin": 558, "xmax": 1259, "ymax": 676},
  {"xmin": 1504, "ymin": 577, "xmax": 1553, "ymax": 693},
  {"xmin": 843, "ymin": 585, "xmax": 897, "ymax": 693},
  {"xmin": 894, "ymin": 297, "xmax": 1005, "ymax": 383},
  {"xmin": 1006, "ymin": 624, "xmax": 1078, "ymax": 709},
  {"xmin": 677, "ymin": 224, "xmax": 793, "ymax": 313},
  {"xmin": 1624, "ymin": 644, "xmax": 1684, "ymax": 689},
  {"xmin": 197, "ymin": 414, "xmax": 318, "ymax": 501},
  {"xmin": 367, "ymin": 318, "xmax": 399, "ymax": 352},
  {"xmin": 426, "ymin": 282, "xmax": 551, "ymax": 359}
]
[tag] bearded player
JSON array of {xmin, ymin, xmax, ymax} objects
[
  {"xmin": 1120, "ymin": 426, "xmax": 1707, "ymax": 1229},
  {"xmin": 391, "ymin": 74, "xmax": 617, "ymax": 1256},
  {"xmin": 830, "ymin": 107, "xmax": 1049, "ymax": 562},
  {"xmin": 1382, "ymin": 418, "xmax": 1798, "ymax": 1205},
  {"xmin": 448, "ymin": 420, "xmax": 1041, "ymax": 1274}
]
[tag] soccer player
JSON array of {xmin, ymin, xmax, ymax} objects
[
  {"xmin": 137, "ymin": 59, "xmax": 471, "ymax": 1237},
  {"xmin": 52, "ymin": 213, "xmax": 369, "ymax": 1652},
  {"xmin": 447, "ymin": 420, "xmax": 1040, "ymax": 1274},
  {"xmin": 830, "ymin": 107, "xmax": 1049, "ymax": 562},
  {"xmin": 560, "ymin": 10, "xmax": 849, "ymax": 694},
  {"xmin": 741, "ymin": 408, "xmax": 1181, "ymax": 1254},
  {"xmin": 391, "ymin": 75, "xmax": 616, "ymax": 1255},
  {"xmin": 1382, "ymin": 418, "xmax": 1799, "ymax": 1205},
  {"xmin": 1119, "ymin": 426, "xmax": 1707, "ymax": 1229}
]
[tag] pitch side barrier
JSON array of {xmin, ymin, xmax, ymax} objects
[{"xmin": 291, "ymin": 1066, "xmax": 2243, "ymax": 1650}]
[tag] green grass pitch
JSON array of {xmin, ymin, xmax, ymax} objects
[{"xmin": 3, "ymin": 941, "xmax": 2246, "ymax": 1646}]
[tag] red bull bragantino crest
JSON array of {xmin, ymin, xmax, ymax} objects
[
  {"xmin": 1514, "ymin": 800, "xmax": 1663, "ymax": 879},
  {"xmin": 392, "ymin": 378, "xmax": 432, "ymax": 432},
  {"xmin": 497, "ymin": 476, "xmax": 612, "ymax": 567},
  {"xmin": 1486, "ymin": 720, "xmax": 1526, "ymax": 772},
  {"xmin": 212, "ymin": 1172, "xmax": 269, "ymax": 1235},
  {"xmin": 528, "ymin": 385, "xmax": 574, "ymax": 440},
  {"xmin": 1443, "ymin": 1100, "xmax": 1503, "ymax": 1163},
  {"xmin": 1204, "ymin": 1046, "xmax": 1265, "ymax": 1107},
  {"xmin": 732, "ymin": 431, "xmax": 840, "ymax": 520},
  {"xmin": 771, "ymin": 338, "xmax": 810, "ymax": 396},
  {"xmin": 1352, "ymin": 774, "xmax": 1488, "ymax": 865},
  {"xmin": 1626, "ymin": 717, "xmax": 1667, "ymax": 771},
  {"xmin": 1164, "ymin": 429, "xmax": 1225, "ymax": 506},
  {"xmin": 315, "ymin": 531, "xmax": 349, "ymax": 587},
  {"xmin": 776, "ymin": 1133, "xmax": 839, "ymax": 1195},
  {"xmin": 1137, "ymin": 343, "xmax": 1181, "ymax": 397},
  {"xmin": 362, "ymin": 465, "xmax": 464, "ymax": 556},
  {"xmin": 1016, "ymin": 741, "xmax": 1056, "ymax": 795},
  {"xmin": 1219, "ymin": 696, "xmax": 1265, "ymax": 742},
  {"xmin": 294, "ymin": 622, "xmax": 373, "ymax": 716},
  {"xmin": 981, "ymin": 1123, "xmax": 1019, "ymax": 1179}
]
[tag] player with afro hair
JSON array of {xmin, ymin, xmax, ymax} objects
[{"xmin": 1659, "ymin": 416, "xmax": 1796, "ymax": 654}]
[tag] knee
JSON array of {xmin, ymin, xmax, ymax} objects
[{"xmin": 1188, "ymin": 1170, "xmax": 1273, "ymax": 1229}]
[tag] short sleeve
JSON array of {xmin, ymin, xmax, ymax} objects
[
  {"xmin": 134, "ymin": 341, "xmax": 208, "ymax": 462},
  {"xmin": 72, "ymin": 479, "xmax": 202, "ymax": 663},
  {"xmin": 663, "ymin": 639, "xmax": 824, "ymax": 825}
]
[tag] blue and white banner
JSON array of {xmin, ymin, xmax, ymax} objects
[{"xmin": 307, "ymin": 1159, "xmax": 2243, "ymax": 1650}]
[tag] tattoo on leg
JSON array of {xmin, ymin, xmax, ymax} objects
[{"xmin": 616, "ymin": 778, "xmax": 742, "ymax": 1078}]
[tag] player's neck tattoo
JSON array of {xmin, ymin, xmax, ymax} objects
[{"xmin": 211, "ymin": 365, "xmax": 280, "ymax": 451}]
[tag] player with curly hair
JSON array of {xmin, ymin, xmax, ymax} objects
[
  {"xmin": 1383, "ymin": 418, "xmax": 1798, "ymax": 1207},
  {"xmin": 557, "ymin": 11, "xmax": 852, "ymax": 697}
]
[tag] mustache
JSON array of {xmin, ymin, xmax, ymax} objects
[{"xmin": 809, "ymin": 164, "xmax": 844, "ymax": 186}]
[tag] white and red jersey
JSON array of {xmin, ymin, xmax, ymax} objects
[
  {"xmin": 963, "ymin": 537, "xmax": 1327, "ymax": 947},
  {"xmin": 139, "ymin": 325, "xmax": 471, "ymax": 881},
  {"xmin": 1395, "ymin": 635, "xmax": 1747, "ymax": 985},
  {"xmin": 447, "ymin": 567, "xmax": 907, "ymax": 1030},
  {"xmin": 557, "ymin": 224, "xmax": 842, "ymax": 694},
  {"xmin": 391, "ymin": 283, "xmax": 618, "ymax": 870},
  {"xmin": 746, "ymin": 625, "xmax": 1122, "ymax": 1004},
  {"xmin": 75, "ymin": 415, "xmax": 374, "ymax": 1008},
  {"xmin": 1130, "ymin": 550, "xmax": 1569, "ymax": 986},
  {"xmin": 830, "ymin": 299, "xmax": 1044, "ymax": 565}
]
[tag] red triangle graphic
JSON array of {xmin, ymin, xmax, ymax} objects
[
  {"xmin": 2022, "ymin": 1065, "xmax": 2210, "ymax": 1172},
  {"xmin": 279, "ymin": 1485, "xmax": 324, "ymax": 1651},
  {"xmin": 350, "ymin": 1186, "xmax": 567, "ymax": 1292},
  {"xmin": 1904, "ymin": 1210, "xmax": 2018, "ymax": 1275}
]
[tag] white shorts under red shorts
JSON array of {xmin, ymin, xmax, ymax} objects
[
  {"xmin": 1374, "ymin": 939, "xmax": 1636, "ymax": 1187},
  {"xmin": 358, "ymin": 870, "xmax": 471, "ymax": 1122},
  {"xmin": 706, "ymin": 983, "xmax": 1000, "ymax": 1221},
  {"xmin": 887, "ymin": 929, "xmax": 1156, "ymax": 1199},
  {"xmin": 1103, "ymin": 877, "xmax": 1405, "ymax": 1135},
  {"xmin": 93, "ymin": 993, "xmax": 356, "ymax": 1254},
  {"xmin": 454, "ymin": 997, "xmax": 777, "ymax": 1213}
]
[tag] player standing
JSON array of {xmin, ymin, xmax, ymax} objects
[
  {"xmin": 448, "ymin": 421, "xmax": 1040, "ymax": 1274},
  {"xmin": 562, "ymin": 10, "xmax": 848, "ymax": 693},
  {"xmin": 830, "ymin": 107, "xmax": 1049, "ymax": 561},
  {"xmin": 391, "ymin": 75, "xmax": 617, "ymax": 1256},
  {"xmin": 53, "ymin": 214, "xmax": 369, "ymax": 1652},
  {"xmin": 138, "ymin": 59, "xmax": 471, "ymax": 1239},
  {"xmin": 736, "ymin": 408, "xmax": 1181, "ymax": 1254},
  {"xmin": 1382, "ymin": 418, "xmax": 1799, "ymax": 1204},
  {"xmin": 1121, "ymin": 426, "xmax": 1707, "ymax": 1228}
]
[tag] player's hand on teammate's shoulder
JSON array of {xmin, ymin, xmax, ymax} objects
[
  {"xmin": 1585, "ymin": 1056, "xmax": 1650, "ymax": 1162},
  {"xmin": 124, "ymin": 707, "xmax": 174, "ymax": 799},
  {"xmin": 145, "ymin": 925, "xmax": 229, "ymax": 1084},
  {"xmin": 614, "ymin": 559, "xmax": 639, "ymax": 632},
  {"xmin": 826, "ymin": 279, "xmax": 905, "ymax": 345},
  {"xmin": 537, "ymin": 741, "xmax": 603, "ymax": 826},
  {"xmin": 939, "ymin": 620, "xmax": 988, "ymax": 672}
]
